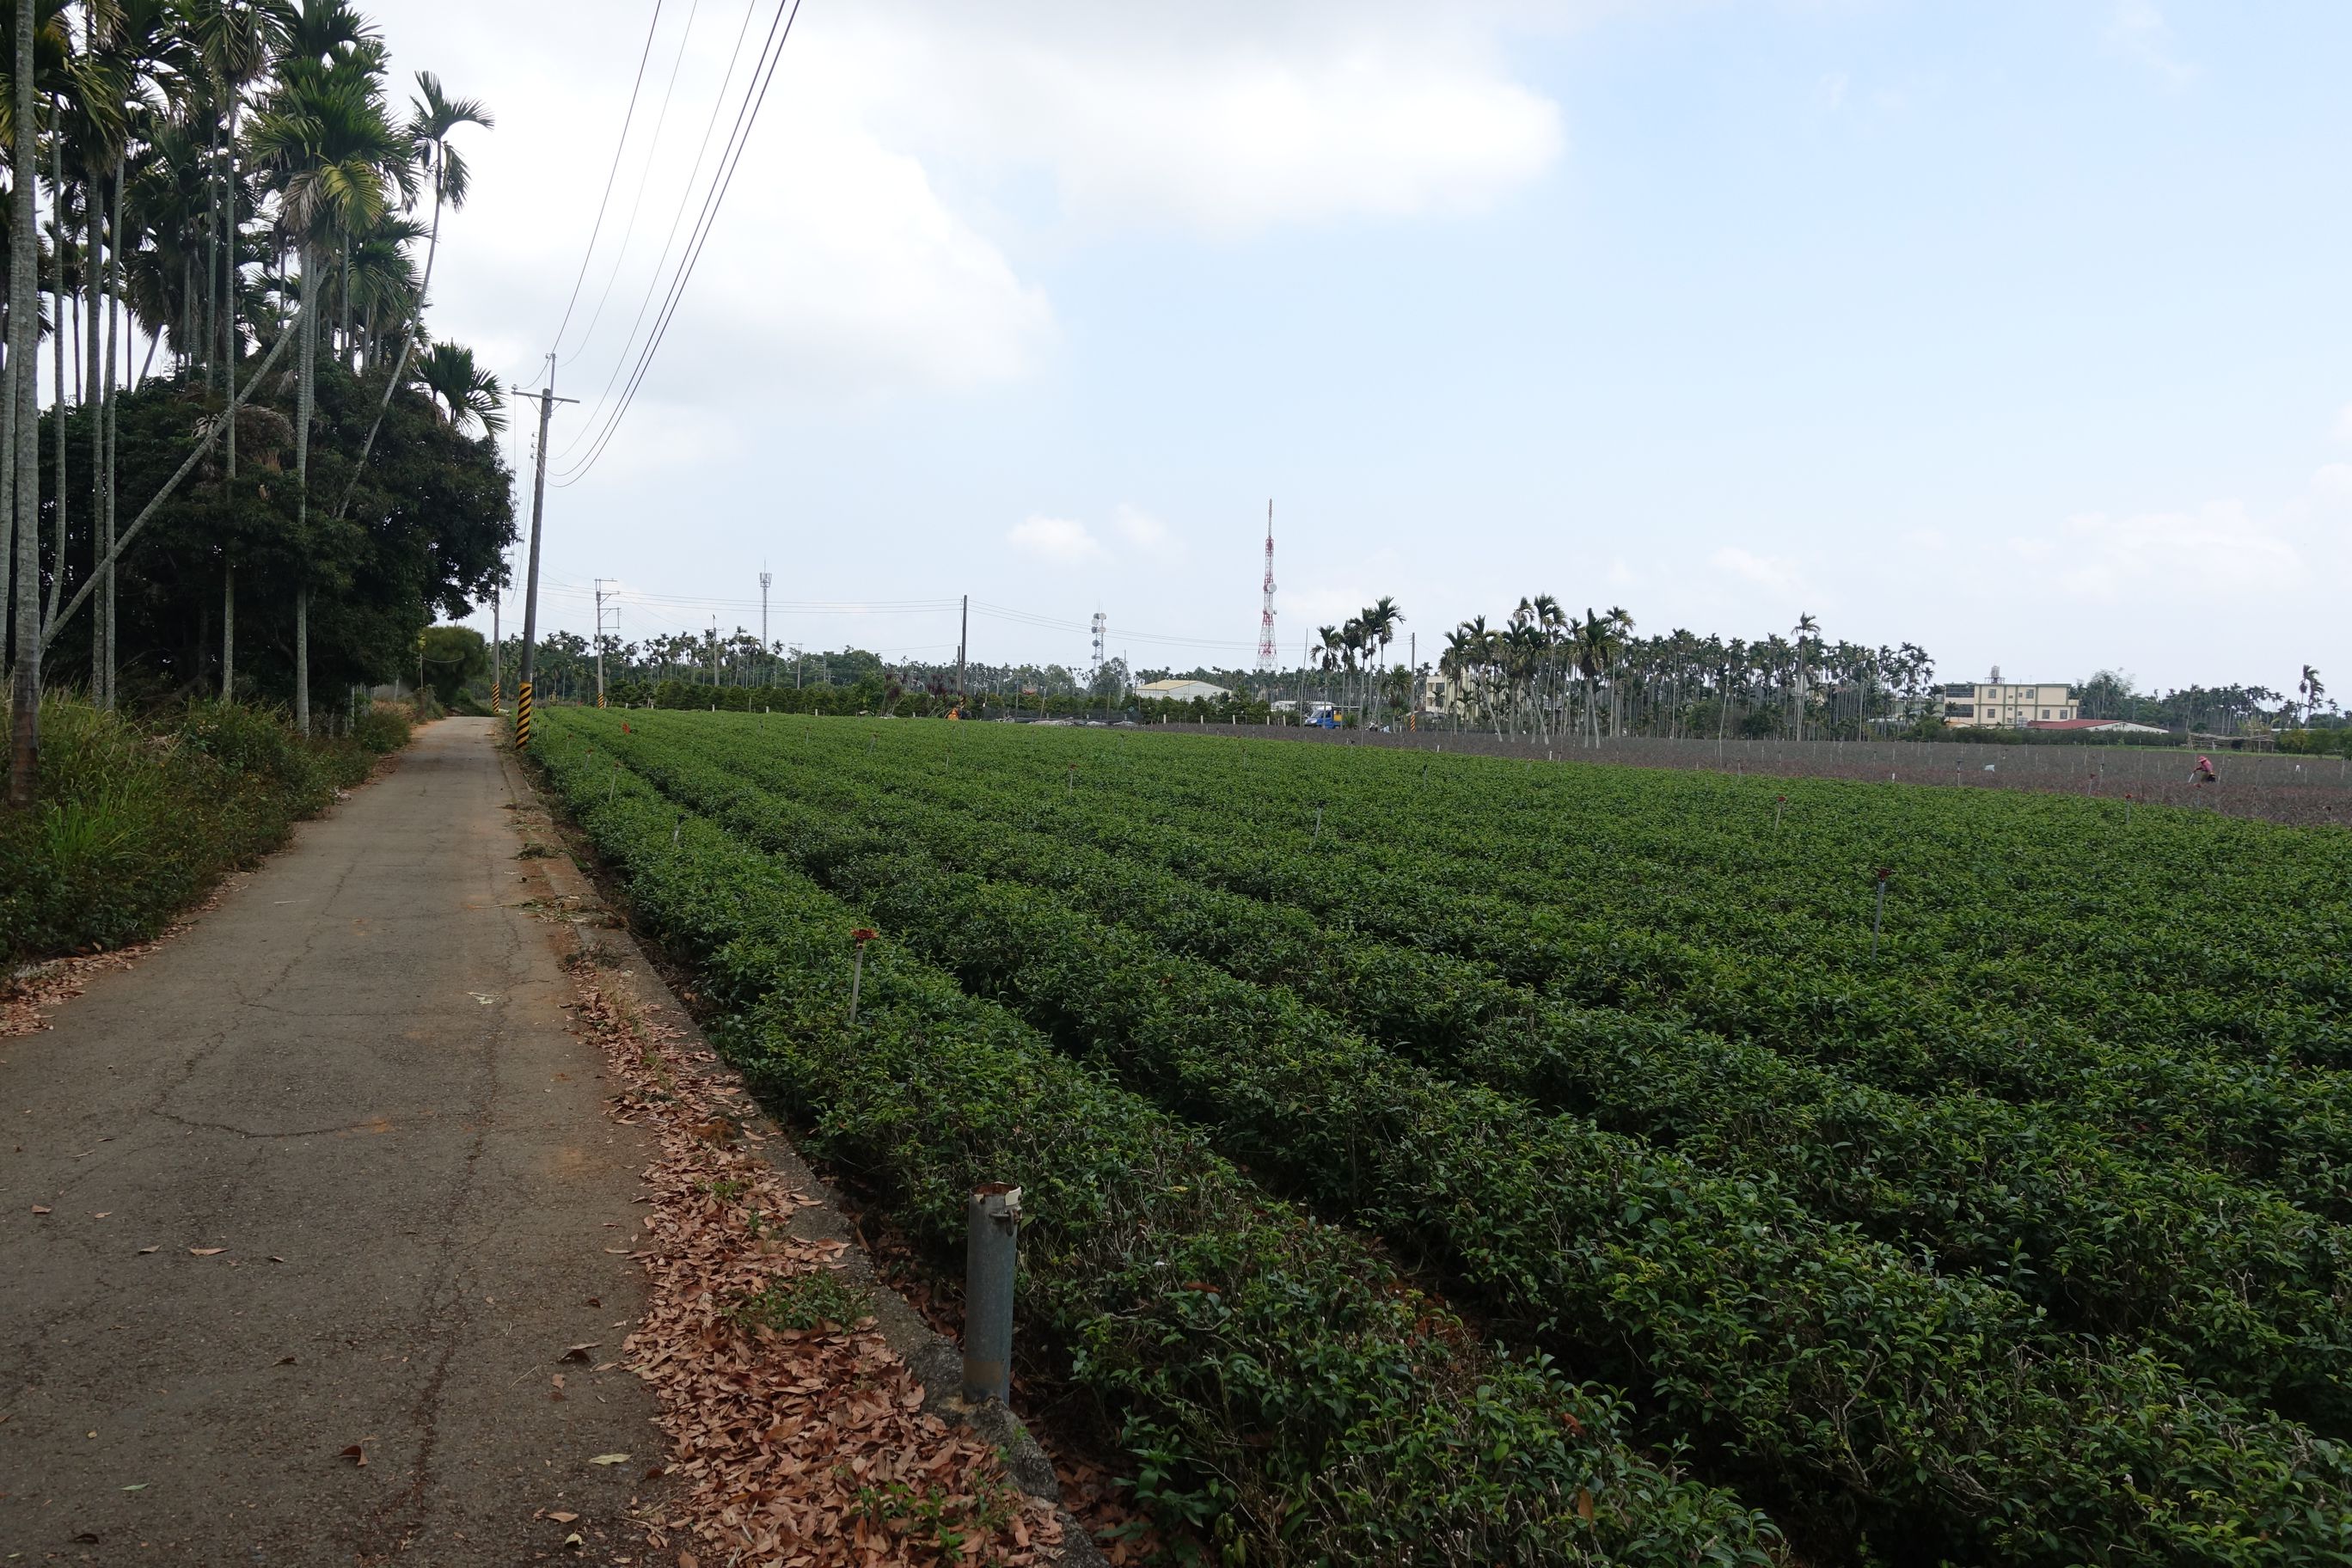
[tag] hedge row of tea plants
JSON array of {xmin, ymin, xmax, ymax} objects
[
  {"xmin": 541, "ymin": 712, "xmax": 2352, "ymax": 1567},
  {"xmin": 611, "ymin": 719, "xmax": 2352, "ymax": 1434},
  {"xmin": 529, "ymin": 732, "xmax": 1781, "ymax": 1567}
]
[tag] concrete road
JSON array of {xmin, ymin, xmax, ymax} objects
[{"xmin": 1, "ymin": 719, "xmax": 661, "ymax": 1565}]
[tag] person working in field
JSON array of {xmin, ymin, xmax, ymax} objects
[{"xmin": 2190, "ymin": 753, "xmax": 2218, "ymax": 787}]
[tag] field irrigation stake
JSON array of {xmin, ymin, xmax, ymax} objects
[
  {"xmin": 1774, "ymin": 795, "xmax": 1785, "ymax": 830},
  {"xmin": 1871, "ymin": 869, "xmax": 1891, "ymax": 959},
  {"xmin": 1313, "ymin": 804, "xmax": 1324, "ymax": 844},
  {"xmin": 672, "ymin": 816, "xmax": 683, "ymax": 848}
]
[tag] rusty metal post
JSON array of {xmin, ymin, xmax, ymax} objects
[{"xmin": 962, "ymin": 1185, "xmax": 1021, "ymax": 1405}]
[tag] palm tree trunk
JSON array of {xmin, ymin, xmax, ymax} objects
[
  {"xmin": 224, "ymin": 109, "xmax": 238, "ymax": 482},
  {"xmin": 46, "ymin": 116, "xmax": 68, "ymax": 639},
  {"xmin": 296, "ymin": 242, "xmax": 316, "ymax": 735},
  {"xmin": 221, "ymin": 128, "xmax": 237, "ymax": 702},
  {"xmin": 336, "ymin": 174, "xmax": 444, "ymax": 524},
  {"xmin": 88, "ymin": 165, "xmax": 105, "ymax": 706},
  {"xmin": 9, "ymin": 5, "xmax": 43, "ymax": 807},
  {"xmin": 205, "ymin": 125, "xmax": 220, "ymax": 389},
  {"xmin": 102, "ymin": 162, "xmax": 122, "ymax": 711},
  {"xmin": 222, "ymin": 564, "xmax": 236, "ymax": 700}
]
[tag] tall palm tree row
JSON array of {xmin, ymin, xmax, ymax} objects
[
  {"xmin": 4, "ymin": 0, "xmax": 496, "ymax": 796},
  {"xmin": 1433, "ymin": 596, "xmax": 1940, "ymax": 744}
]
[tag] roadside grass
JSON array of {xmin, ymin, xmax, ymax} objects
[
  {"xmin": 725, "ymin": 1270, "xmax": 868, "ymax": 1334},
  {"xmin": 0, "ymin": 695, "xmax": 413, "ymax": 965}
]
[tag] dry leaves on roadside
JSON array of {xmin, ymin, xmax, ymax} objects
[
  {"xmin": 573, "ymin": 971, "xmax": 1061, "ymax": 1567},
  {"xmin": 0, "ymin": 892, "xmax": 223, "ymax": 1038}
]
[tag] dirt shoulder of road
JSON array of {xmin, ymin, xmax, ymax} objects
[{"xmin": 499, "ymin": 740, "xmax": 1110, "ymax": 1567}]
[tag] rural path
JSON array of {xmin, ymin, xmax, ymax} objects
[{"xmin": 1, "ymin": 718, "xmax": 664, "ymax": 1565}]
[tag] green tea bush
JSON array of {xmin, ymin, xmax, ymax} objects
[{"xmin": 532, "ymin": 735, "xmax": 1782, "ymax": 1566}]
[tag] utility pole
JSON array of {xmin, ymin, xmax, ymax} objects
[
  {"xmin": 709, "ymin": 616, "xmax": 718, "ymax": 687},
  {"xmin": 513, "ymin": 358, "xmax": 577, "ymax": 750},
  {"xmin": 592, "ymin": 579, "xmax": 609, "ymax": 708},
  {"xmin": 760, "ymin": 568, "xmax": 772, "ymax": 686},
  {"xmin": 957, "ymin": 593, "xmax": 968, "ymax": 707},
  {"xmin": 491, "ymin": 591, "xmax": 502, "ymax": 714}
]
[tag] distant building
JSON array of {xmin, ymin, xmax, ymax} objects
[
  {"xmin": 1136, "ymin": 678, "xmax": 1232, "ymax": 702},
  {"xmin": 1946, "ymin": 680, "xmax": 2076, "ymax": 729},
  {"xmin": 2027, "ymin": 718, "xmax": 2169, "ymax": 735}
]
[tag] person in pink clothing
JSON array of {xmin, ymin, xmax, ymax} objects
[{"xmin": 2190, "ymin": 753, "xmax": 2218, "ymax": 786}]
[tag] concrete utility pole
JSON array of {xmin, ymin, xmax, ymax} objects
[
  {"xmin": 957, "ymin": 594, "xmax": 968, "ymax": 704},
  {"xmin": 759, "ymin": 569, "xmax": 771, "ymax": 684},
  {"xmin": 513, "ymin": 359, "xmax": 577, "ymax": 750},
  {"xmin": 592, "ymin": 579, "xmax": 609, "ymax": 708},
  {"xmin": 491, "ymin": 593, "xmax": 502, "ymax": 713}
]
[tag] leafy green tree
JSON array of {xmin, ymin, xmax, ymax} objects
[{"xmin": 419, "ymin": 622, "xmax": 483, "ymax": 706}]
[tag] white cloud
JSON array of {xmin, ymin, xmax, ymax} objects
[
  {"xmin": 401, "ymin": 0, "xmax": 1055, "ymax": 437},
  {"xmin": 1709, "ymin": 546, "xmax": 1804, "ymax": 594},
  {"xmin": 2331, "ymin": 405, "xmax": 2352, "ymax": 444},
  {"xmin": 2052, "ymin": 502, "xmax": 2300, "ymax": 601},
  {"xmin": 2104, "ymin": 1, "xmax": 2196, "ymax": 84},
  {"xmin": 1008, "ymin": 515, "xmax": 1106, "ymax": 563},
  {"xmin": 1112, "ymin": 505, "xmax": 1181, "ymax": 559},
  {"xmin": 826, "ymin": 1, "xmax": 1570, "ymax": 236},
  {"xmin": 2308, "ymin": 463, "xmax": 2352, "ymax": 506}
]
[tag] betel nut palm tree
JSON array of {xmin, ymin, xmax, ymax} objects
[
  {"xmin": 334, "ymin": 65, "xmax": 485, "ymax": 518},
  {"xmin": 247, "ymin": 0, "xmax": 404, "ymax": 732},
  {"xmin": 412, "ymin": 338, "xmax": 501, "ymax": 435}
]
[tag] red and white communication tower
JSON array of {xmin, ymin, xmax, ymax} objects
[{"xmin": 1255, "ymin": 499, "xmax": 1277, "ymax": 672}]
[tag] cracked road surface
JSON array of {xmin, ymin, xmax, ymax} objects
[{"xmin": 0, "ymin": 719, "xmax": 661, "ymax": 1564}]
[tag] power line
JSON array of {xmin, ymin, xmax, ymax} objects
[
  {"xmin": 972, "ymin": 601, "xmax": 1261, "ymax": 652},
  {"xmin": 546, "ymin": 0, "xmax": 668, "ymax": 364},
  {"xmin": 554, "ymin": 0, "xmax": 805, "ymax": 486},
  {"xmin": 560, "ymin": 0, "xmax": 708, "ymax": 373},
  {"xmin": 553, "ymin": 0, "xmax": 765, "ymax": 462}
]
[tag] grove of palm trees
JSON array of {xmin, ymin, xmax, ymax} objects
[{"xmin": 2, "ymin": 0, "xmax": 511, "ymax": 805}]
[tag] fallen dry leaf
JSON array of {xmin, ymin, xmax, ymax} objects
[
  {"xmin": 547, "ymin": 1510, "xmax": 579, "ymax": 1523},
  {"xmin": 31, "ymin": 1205, "xmax": 51, "ymax": 1215},
  {"xmin": 92, "ymin": 1210, "xmax": 111, "ymax": 1218},
  {"xmin": 562, "ymin": 950, "xmax": 1063, "ymax": 1568},
  {"xmin": 187, "ymin": 1246, "xmax": 226, "ymax": 1257},
  {"xmin": 136, "ymin": 1245, "xmax": 159, "ymax": 1255},
  {"xmin": 557, "ymin": 1343, "xmax": 599, "ymax": 1363},
  {"xmin": 337, "ymin": 1444, "xmax": 367, "ymax": 1467},
  {"xmin": 275, "ymin": 1356, "xmax": 297, "ymax": 1367},
  {"xmin": 586, "ymin": 1453, "xmax": 630, "ymax": 1467}
]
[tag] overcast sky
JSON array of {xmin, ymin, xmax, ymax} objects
[{"xmin": 383, "ymin": 0, "xmax": 2350, "ymax": 695}]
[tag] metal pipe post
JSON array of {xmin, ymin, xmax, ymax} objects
[{"xmin": 962, "ymin": 1185, "xmax": 1022, "ymax": 1405}]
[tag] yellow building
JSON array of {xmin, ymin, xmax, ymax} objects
[{"xmin": 1945, "ymin": 681, "xmax": 2076, "ymax": 728}]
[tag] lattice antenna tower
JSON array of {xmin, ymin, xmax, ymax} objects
[
  {"xmin": 1256, "ymin": 499, "xmax": 1277, "ymax": 673},
  {"xmin": 1090, "ymin": 610, "xmax": 1107, "ymax": 684}
]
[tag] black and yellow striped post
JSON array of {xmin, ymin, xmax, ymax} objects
[
  {"xmin": 492, "ymin": 677, "xmax": 502, "ymax": 713},
  {"xmin": 515, "ymin": 681, "xmax": 535, "ymax": 749}
]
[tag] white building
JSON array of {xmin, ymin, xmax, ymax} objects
[
  {"xmin": 1945, "ymin": 679, "xmax": 2077, "ymax": 729},
  {"xmin": 1135, "ymin": 678, "xmax": 1233, "ymax": 702}
]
